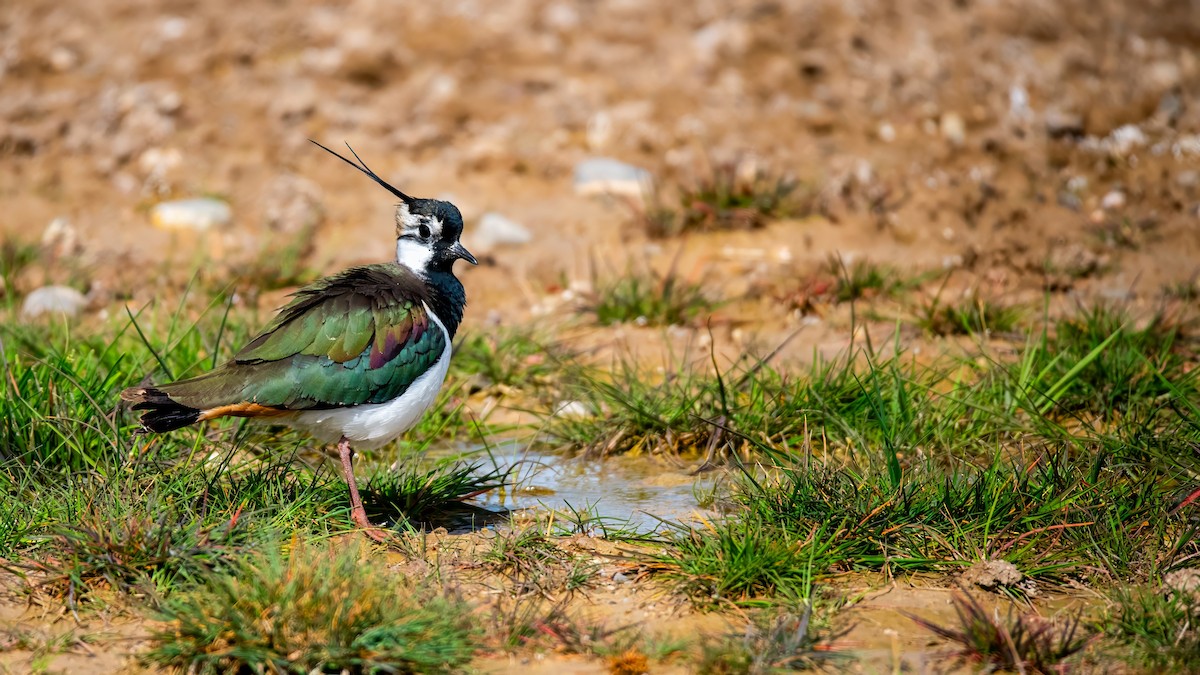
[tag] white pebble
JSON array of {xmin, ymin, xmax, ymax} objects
[
  {"xmin": 150, "ymin": 198, "xmax": 231, "ymax": 231},
  {"xmin": 21, "ymin": 286, "xmax": 87, "ymax": 319}
]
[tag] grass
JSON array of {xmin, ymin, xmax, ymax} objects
[
  {"xmin": 144, "ymin": 542, "xmax": 478, "ymax": 673},
  {"xmin": 641, "ymin": 162, "xmax": 802, "ymax": 238},
  {"xmin": 653, "ymin": 517, "xmax": 826, "ymax": 608},
  {"xmin": 905, "ymin": 589, "xmax": 1091, "ymax": 672},
  {"xmin": 451, "ymin": 326, "xmax": 572, "ymax": 392},
  {"xmin": 829, "ymin": 257, "xmax": 924, "ymax": 304},
  {"xmin": 583, "ymin": 265, "xmax": 713, "ymax": 327},
  {"xmin": 2, "ymin": 245, "xmax": 1199, "ymax": 671},
  {"xmin": 0, "ymin": 295, "xmax": 510, "ymax": 612},
  {"xmin": 914, "ymin": 291, "xmax": 1023, "ymax": 336},
  {"xmin": 1103, "ymin": 584, "xmax": 1200, "ymax": 671},
  {"xmin": 363, "ymin": 461, "xmax": 508, "ymax": 528},
  {"xmin": 553, "ymin": 305, "xmax": 1199, "ymax": 600},
  {"xmin": 481, "ymin": 527, "xmax": 596, "ymax": 594}
]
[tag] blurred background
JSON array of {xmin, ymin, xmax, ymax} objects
[{"xmin": 1, "ymin": 0, "xmax": 1198, "ymax": 346}]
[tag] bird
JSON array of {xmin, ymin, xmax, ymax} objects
[{"xmin": 121, "ymin": 141, "xmax": 477, "ymax": 540}]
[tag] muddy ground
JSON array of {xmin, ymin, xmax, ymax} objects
[{"xmin": 2, "ymin": 0, "xmax": 1198, "ymax": 672}]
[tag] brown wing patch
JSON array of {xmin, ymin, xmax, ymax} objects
[{"xmin": 198, "ymin": 402, "xmax": 291, "ymax": 422}]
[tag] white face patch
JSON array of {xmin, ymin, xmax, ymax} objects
[{"xmin": 393, "ymin": 202, "xmax": 441, "ymax": 276}]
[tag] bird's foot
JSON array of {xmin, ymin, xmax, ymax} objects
[{"xmin": 351, "ymin": 506, "xmax": 391, "ymax": 543}]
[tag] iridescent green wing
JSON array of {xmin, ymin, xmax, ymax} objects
[{"xmin": 161, "ymin": 264, "xmax": 445, "ymax": 410}]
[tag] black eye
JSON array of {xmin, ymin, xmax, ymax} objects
[{"xmin": 418, "ymin": 224, "xmax": 431, "ymax": 239}]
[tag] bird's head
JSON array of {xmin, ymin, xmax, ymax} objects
[
  {"xmin": 393, "ymin": 198, "xmax": 476, "ymax": 275},
  {"xmin": 310, "ymin": 140, "xmax": 477, "ymax": 277}
]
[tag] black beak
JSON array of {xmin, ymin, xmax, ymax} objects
[{"xmin": 451, "ymin": 242, "xmax": 478, "ymax": 265}]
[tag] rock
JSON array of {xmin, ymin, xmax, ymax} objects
[
  {"xmin": 1101, "ymin": 190, "xmax": 1126, "ymax": 210},
  {"xmin": 878, "ymin": 122, "xmax": 896, "ymax": 143},
  {"xmin": 21, "ymin": 285, "xmax": 87, "ymax": 319},
  {"xmin": 1082, "ymin": 124, "xmax": 1148, "ymax": 157},
  {"xmin": 150, "ymin": 198, "xmax": 232, "ymax": 231},
  {"xmin": 940, "ymin": 112, "xmax": 966, "ymax": 147},
  {"xmin": 1172, "ymin": 135, "xmax": 1200, "ymax": 158},
  {"xmin": 572, "ymin": 158, "xmax": 651, "ymax": 198},
  {"xmin": 1009, "ymin": 85, "xmax": 1033, "ymax": 124},
  {"xmin": 553, "ymin": 400, "xmax": 591, "ymax": 419},
  {"xmin": 263, "ymin": 174, "xmax": 324, "ymax": 235},
  {"xmin": 612, "ymin": 571, "xmax": 630, "ymax": 584},
  {"xmin": 1176, "ymin": 170, "xmax": 1199, "ymax": 190},
  {"xmin": 962, "ymin": 559, "xmax": 1023, "ymax": 590},
  {"xmin": 1163, "ymin": 569, "xmax": 1200, "ymax": 600},
  {"xmin": 41, "ymin": 217, "xmax": 81, "ymax": 259},
  {"xmin": 47, "ymin": 45, "xmax": 80, "ymax": 72},
  {"xmin": 692, "ymin": 19, "xmax": 750, "ymax": 67},
  {"xmin": 1044, "ymin": 110, "xmax": 1084, "ymax": 139},
  {"xmin": 472, "ymin": 212, "xmax": 532, "ymax": 253}
]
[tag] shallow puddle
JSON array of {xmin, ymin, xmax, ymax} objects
[{"xmin": 423, "ymin": 441, "xmax": 717, "ymax": 534}]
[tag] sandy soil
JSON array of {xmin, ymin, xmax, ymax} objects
[{"xmin": 2, "ymin": 0, "xmax": 1197, "ymax": 671}]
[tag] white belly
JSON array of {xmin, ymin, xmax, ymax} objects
[{"xmin": 288, "ymin": 306, "xmax": 453, "ymax": 450}]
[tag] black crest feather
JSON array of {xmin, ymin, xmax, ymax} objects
[{"xmin": 310, "ymin": 140, "xmax": 414, "ymax": 205}]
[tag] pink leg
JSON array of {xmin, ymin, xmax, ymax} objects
[{"xmin": 337, "ymin": 437, "xmax": 388, "ymax": 542}]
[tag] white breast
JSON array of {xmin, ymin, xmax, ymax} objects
[{"xmin": 288, "ymin": 304, "xmax": 453, "ymax": 450}]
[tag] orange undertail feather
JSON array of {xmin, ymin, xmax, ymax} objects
[
  {"xmin": 121, "ymin": 387, "xmax": 287, "ymax": 433},
  {"xmin": 197, "ymin": 402, "xmax": 291, "ymax": 422}
]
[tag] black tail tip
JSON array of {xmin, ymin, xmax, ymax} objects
[{"xmin": 127, "ymin": 387, "xmax": 201, "ymax": 433}]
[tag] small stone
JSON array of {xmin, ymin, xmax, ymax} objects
[
  {"xmin": 612, "ymin": 572, "xmax": 630, "ymax": 584},
  {"xmin": 48, "ymin": 46, "xmax": 80, "ymax": 72},
  {"xmin": 1101, "ymin": 190, "xmax": 1126, "ymax": 211},
  {"xmin": 1163, "ymin": 569, "xmax": 1200, "ymax": 599},
  {"xmin": 1009, "ymin": 85, "xmax": 1033, "ymax": 124},
  {"xmin": 1044, "ymin": 110, "xmax": 1084, "ymax": 139},
  {"xmin": 21, "ymin": 286, "xmax": 87, "ymax": 319},
  {"xmin": 878, "ymin": 122, "xmax": 896, "ymax": 143},
  {"xmin": 572, "ymin": 158, "xmax": 651, "ymax": 198},
  {"xmin": 692, "ymin": 19, "xmax": 750, "ymax": 66},
  {"xmin": 150, "ymin": 198, "xmax": 232, "ymax": 231},
  {"xmin": 962, "ymin": 559, "xmax": 1023, "ymax": 590},
  {"xmin": 940, "ymin": 112, "xmax": 966, "ymax": 147},
  {"xmin": 1176, "ymin": 170, "xmax": 1199, "ymax": 189},
  {"xmin": 472, "ymin": 212, "xmax": 532, "ymax": 253},
  {"xmin": 553, "ymin": 401, "xmax": 591, "ymax": 419},
  {"xmin": 41, "ymin": 217, "xmax": 81, "ymax": 258}
]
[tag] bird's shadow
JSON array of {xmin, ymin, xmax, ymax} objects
[{"xmin": 362, "ymin": 495, "xmax": 510, "ymax": 535}]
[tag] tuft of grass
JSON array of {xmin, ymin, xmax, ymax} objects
[
  {"xmin": 482, "ymin": 528, "xmax": 596, "ymax": 595},
  {"xmin": 1103, "ymin": 584, "xmax": 1200, "ymax": 671},
  {"xmin": 1041, "ymin": 305, "xmax": 1193, "ymax": 418},
  {"xmin": 363, "ymin": 461, "xmax": 507, "ymax": 526},
  {"xmin": 583, "ymin": 267, "xmax": 713, "ymax": 327},
  {"xmin": 914, "ymin": 292, "xmax": 1022, "ymax": 336},
  {"xmin": 829, "ymin": 257, "xmax": 924, "ymax": 304},
  {"xmin": 905, "ymin": 589, "xmax": 1090, "ymax": 673},
  {"xmin": 18, "ymin": 512, "xmax": 231, "ymax": 611},
  {"xmin": 643, "ymin": 163, "xmax": 801, "ymax": 238},
  {"xmin": 0, "ymin": 239, "xmax": 40, "ymax": 299},
  {"xmin": 144, "ymin": 542, "xmax": 477, "ymax": 674},
  {"xmin": 452, "ymin": 327, "xmax": 571, "ymax": 392},
  {"xmin": 653, "ymin": 518, "xmax": 827, "ymax": 608}
]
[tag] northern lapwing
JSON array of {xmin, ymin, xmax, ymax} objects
[{"xmin": 121, "ymin": 141, "xmax": 476, "ymax": 540}]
